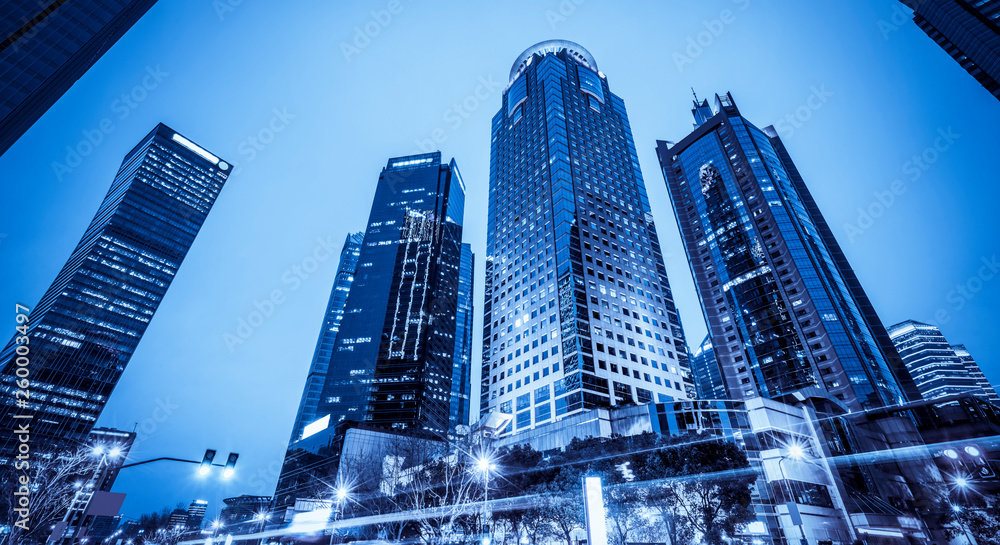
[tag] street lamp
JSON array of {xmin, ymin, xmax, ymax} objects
[
  {"xmin": 326, "ymin": 484, "xmax": 353, "ymax": 545},
  {"xmin": 951, "ymin": 505, "xmax": 974, "ymax": 543},
  {"xmin": 473, "ymin": 452, "xmax": 498, "ymax": 542},
  {"xmin": 252, "ymin": 511, "xmax": 271, "ymax": 545},
  {"xmin": 777, "ymin": 445, "xmax": 810, "ymax": 545},
  {"xmin": 787, "ymin": 444, "xmax": 804, "ymax": 460}
]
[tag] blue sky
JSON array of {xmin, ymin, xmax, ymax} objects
[{"xmin": 1, "ymin": 0, "xmax": 998, "ymax": 522}]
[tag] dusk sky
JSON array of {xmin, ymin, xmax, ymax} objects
[{"xmin": 2, "ymin": 0, "xmax": 998, "ymax": 522}]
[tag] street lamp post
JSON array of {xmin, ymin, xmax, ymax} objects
[
  {"xmin": 51, "ymin": 443, "xmax": 124, "ymax": 545},
  {"xmin": 951, "ymin": 504, "xmax": 974, "ymax": 544},
  {"xmin": 475, "ymin": 454, "xmax": 497, "ymax": 544},
  {"xmin": 777, "ymin": 445, "xmax": 809, "ymax": 545},
  {"xmin": 252, "ymin": 511, "xmax": 270, "ymax": 545},
  {"xmin": 330, "ymin": 486, "xmax": 350, "ymax": 545}
]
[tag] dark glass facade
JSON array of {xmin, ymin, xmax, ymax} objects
[
  {"xmin": 449, "ymin": 243, "xmax": 474, "ymax": 434},
  {"xmin": 287, "ymin": 232, "xmax": 364, "ymax": 443},
  {"xmin": 482, "ymin": 41, "xmax": 694, "ymax": 437},
  {"xmin": 901, "ymin": 0, "xmax": 1000, "ymax": 101},
  {"xmin": 314, "ymin": 152, "xmax": 468, "ymax": 439},
  {"xmin": 691, "ymin": 334, "xmax": 726, "ymax": 399},
  {"xmin": 657, "ymin": 94, "xmax": 911, "ymax": 413},
  {"xmin": 273, "ymin": 153, "xmax": 469, "ymax": 517},
  {"xmin": 0, "ymin": 123, "xmax": 230, "ymax": 462},
  {"xmin": 889, "ymin": 320, "xmax": 1000, "ymax": 403},
  {"xmin": 0, "ymin": 0, "xmax": 159, "ymax": 155}
]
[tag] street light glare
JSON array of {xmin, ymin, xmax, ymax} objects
[
  {"xmin": 952, "ymin": 504, "xmax": 962, "ymax": 513},
  {"xmin": 943, "ymin": 448, "xmax": 960, "ymax": 459},
  {"xmin": 109, "ymin": 446, "xmax": 122, "ymax": 458},
  {"xmin": 92, "ymin": 446, "xmax": 105, "ymax": 456},
  {"xmin": 199, "ymin": 465, "xmax": 211, "ymax": 476},
  {"xmin": 788, "ymin": 444, "xmax": 804, "ymax": 460},
  {"xmin": 964, "ymin": 446, "xmax": 981, "ymax": 457},
  {"xmin": 955, "ymin": 477, "xmax": 968, "ymax": 487},
  {"xmin": 223, "ymin": 467, "xmax": 235, "ymax": 479},
  {"xmin": 336, "ymin": 487, "xmax": 348, "ymax": 500}
]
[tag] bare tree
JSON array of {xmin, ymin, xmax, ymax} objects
[
  {"xmin": 330, "ymin": 431, "xmax": 482, "ymax": 543},
  {"xmin": 0, "ymin": 446, "xmax": 105, "ymax": 545}
]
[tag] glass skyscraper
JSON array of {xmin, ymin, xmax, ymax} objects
[
  {"xmin": 481, "ymin": 41, "xmax": 694, "ymax": 437},
  {"xmin": 656, "ymin": 93, "xmax": 917, "ymax": 413},
  {"xmin": 449, "ymin": 243, "xmax": 474, "ymax": 434},
  {"xmin": 0, "ymin": 0, "xmax": 159, "ymax": 155},
  {"xmin": 690, "ymin": 335, "xmax": 726, "ymax": 400},
  {"xmin": 888, "ymin": 320, "xmax": 1000, "ymax": 403},
  {"xmin": 900, "ymin": 0, "xmax": 1000, "ymax": 101},
  {"xmin": 311, "ymin": 152, "xmax": 470, "ymax": 439},
  {"xmin": 273, "ymin": 153, "xmax": 470, "ymax": 516},
  {"xmin": 0, "ymin": 123, "xmax": 230, "ymax": 462},
  {"xmin": 287, "ymin": 232, "xmax": 364, "ymax": 444}
]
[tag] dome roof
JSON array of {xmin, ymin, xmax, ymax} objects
[{"xmin": 509, "ymin": 40, "xmax": 598, "ymax": 82}]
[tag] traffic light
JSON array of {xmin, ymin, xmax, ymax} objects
[
  {"xmin": 939, "ymin": 444, "xmax": 996, "ymax": 481},
  {"xmin": 223, "ymin": 452, "xmax": 239, "ymax": 479},
  {"xmin": 199, "ymin": 449, "xmax": 216, "ymax": 476},
  {"xmin": 964, "ymin": 445, "xmax": 996, "ymax": 479}
]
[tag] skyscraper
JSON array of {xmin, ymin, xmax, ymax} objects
[
  {"xmin": 186, "ymin": 499, "xmax": 208, "ymax": 530},
  {"xmin": 0, "ymin": 123, "xmax": 230, "ymax": 461},
  {"xmin": 313, "ymin": 152, "xmax": 469, "ymax": 439},
  {"xmin": 481, "ymin": 41, "xmax": 694, "ymax": 437},
  {"xmin": 287, "ymin": 232, "xmax": 364, "ymax": 444},
  {"xmin": 900, "ymin": 0, "xmax": 1000, "ymax": 101},
  {"xmin": 953, "ymin": 344, "xmax": 1000, "ymax": 405},
  {"xmin": 273, "ymin": 153, "xmax": 470, "ymax": 516},
  {"xmin": 888, "ymin": 320, "xmax": 1000, "ymax": 403},
  {"xmin": 690, "ymin": 335, "xmax": 726, "ymax": 400},
  {"xmin": 656, "ymin": 93, "xmax": 916, "ymax": 413},
  {"xmin": 0, "ymin": 0, "xmax": 160, "ymax": 155},
  {"xmin": 449, "ymin": 243, "xmax": 474, "ymax": 433}
]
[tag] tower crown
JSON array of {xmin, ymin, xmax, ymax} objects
[{"xmin": 509, "ymin": 39, "xmax": 598, "ymax": 83}]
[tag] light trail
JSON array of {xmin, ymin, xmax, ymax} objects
[{"xmin": 177, "ymin": 493, "xmax": 549, "ymax": 545}]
